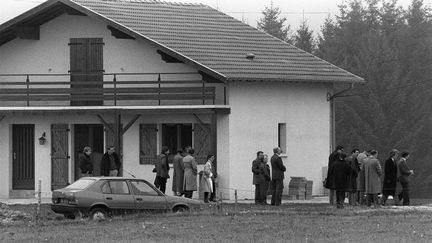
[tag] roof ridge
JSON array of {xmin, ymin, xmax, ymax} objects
[{"xmin": 98, "ymin": 0, "xmax": 207, "ymax": 7}]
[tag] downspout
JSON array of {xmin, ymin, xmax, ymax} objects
[{"xmin": 327, "ymin": 83, "xmax": 355, "ymax": 153}]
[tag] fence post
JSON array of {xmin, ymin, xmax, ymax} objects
[
  {"xmin": 234, "ymin": 189, "xmax": 238, "ymax": 216},
  {"xmin": 36, "ymin": 180, "xmax": 41, "ymax": 222}
]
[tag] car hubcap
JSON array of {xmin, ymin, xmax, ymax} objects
[{"xmin": 93, "ymin": 211, "xmax": 105, "ymax": 220}]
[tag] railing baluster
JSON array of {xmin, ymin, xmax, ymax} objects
[
  {"xmin": 158, "ymin": 74, "xmax": 161, "ymax": 105},
  {"xmin": 202, "ymin": 80, "xmax": 205, "ymax": 105},
  {"xmin": 113, "ymin": 74, "xmax": 117, "ymax": 106},
  {"xmin": 26, "ymin": 75, "xmax": 30, "ymax": 106}
]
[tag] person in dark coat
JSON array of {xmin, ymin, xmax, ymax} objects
[
  {"xmin": 382, "ymin": 149, "xmax": 399, "ymax": 206},
  {"xmin": 172, "ymin": 149, "xmax": 184, "ymax": 196},
  {"xmin": 78, "ymin": 146, "xmax": 94, "ymax": 177},
  {"xmin": 270, "ymin": 147, "xmax": 286, "ymax": 206},
  {"xmin": 325, "ymin": 145, "xmax": 344, "ymax": 205},
  {"xmin": 252, "ymin": 151, "xmax": 265, "ymax": 204},
  {"xmin": 333, "ymin": 153, "xmax": 350, "ymax": 209},
  {"xmin": 347, "ymin": 149, "xmax": 360, "ymax": 205},
  {"xmin": 100, "ymin": 146, "xmax": 121, "ymax": 176},
  {"xmin": 154, "ymin": 146, "xmax": 170, "ymax": 194},
  {"xmin": 397, "ymin": 151, "xmax": 413, "ymax": 206}
]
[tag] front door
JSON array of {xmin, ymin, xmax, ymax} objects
[
  {"xmin": 74, "ymin": 124, "xmax": 104, "ymax": 180},
  {"xmin": 69, "ymin": 38, "xmax": 104, "ymax": 106},
  {"xmin": 12, "ymin": 124, "xmax": 35, "ymax": 190}
]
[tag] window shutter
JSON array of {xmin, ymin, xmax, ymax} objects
[
  {"xmin": 193, "ymin": 123, "xmax": 211, "ymax": 165},
  {"xmin": 51, "ymin": 124, "xmax": 69, "ymax": 190},
  {"xmin": 139, "ymin": 124, "xmax": 158, "ymax": 164}
]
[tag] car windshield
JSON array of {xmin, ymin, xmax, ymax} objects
[{"xmin": 65, "ymin": 179, "xmax": 96, "ymax": 190}]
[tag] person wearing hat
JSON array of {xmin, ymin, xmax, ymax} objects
[{"xmin": 325, "ymin": 145, "xmax": 344, "ymax": 205}]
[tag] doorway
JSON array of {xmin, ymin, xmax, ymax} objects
[
  {"xmin": 74, "ymin": 124, "xmax": 104, "ymax": 180},
  {"xmin": 162, "ymin": 124, "xmax": 192, "ymax": 163},
  {"xmin": 12, "ymin": 124, "xmax": 35, "ymax": 190}
]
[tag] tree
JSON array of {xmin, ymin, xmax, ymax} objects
[
  {"xmin": 293, "ymin": 20, "xmax": 315, "ymax": 53},
  {"xmin": 257, "ymin": 2, "xmax": 292, "ymax": 43},
  {"xmin": 317, "ymin": 0, "xmax": 432, "ymax": 197}
]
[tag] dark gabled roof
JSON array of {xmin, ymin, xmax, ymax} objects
[{"xmin": 0, "ymin": 0, "xmax": 365, "ymax": 84}]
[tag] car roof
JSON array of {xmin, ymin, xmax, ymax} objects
[{"xmin": 80, "ymin": 176, "xmax": 148, "ymax": 181}]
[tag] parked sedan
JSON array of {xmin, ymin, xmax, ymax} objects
[{"xmin": 51, "ymin": 177, "xmax": 203, "ymax": 220}]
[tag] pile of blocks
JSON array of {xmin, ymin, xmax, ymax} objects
[{"xmin": 286, "ymin": 177, "xmax": 313, "ymax": 200}]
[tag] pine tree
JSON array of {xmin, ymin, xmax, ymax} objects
[
  {"xmin": 257, "ymin": 2, "xmax": 292, "ymax": 43},
  {"xmin": 293, "ymin": 20, "xmax": 315, "ymax": 53}
]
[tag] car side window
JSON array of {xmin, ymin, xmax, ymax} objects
[
  {"xmin": 108, "ymin": 181, "xmax": 130, "ymax": 194},
  {"xmin": 130, "ymin": 181, "xmax": 159, "ymax": 196},
  {"xmin": 101, "ymin": 182, "xmax": 112, "ymax": 194}
]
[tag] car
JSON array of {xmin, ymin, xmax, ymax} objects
[{"xmin": 51, "ymin": 177, "xmax": 203, "ymax": 220}]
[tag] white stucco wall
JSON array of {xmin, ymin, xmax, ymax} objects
[{"xmin": 226, "ymin": 81, "xmax": 331, "ymax": 199}]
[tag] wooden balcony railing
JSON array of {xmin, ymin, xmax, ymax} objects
[{"xmin": 0, "ymin": 72, "xmax": 226, "ymax": 106}]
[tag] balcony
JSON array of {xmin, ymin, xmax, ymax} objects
[{"xmin": 0, "ymin": 72, "xmax": 227, "ymax": 107}]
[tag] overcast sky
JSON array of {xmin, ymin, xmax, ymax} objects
[{"xmin": 1, "ymin": 0, "xmax": 430, "ymax": 35}]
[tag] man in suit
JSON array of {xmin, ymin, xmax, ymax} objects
[
  {"xmin": 270, "ymin": 147, "xmax": 286, "ymax": 206},
  {"xmin": 154, "ymin": 146, "xmax": 170, "ymax": 194},
  {"xmin": 397, "ymin": 151, "xmax": 413, "ymax": 206},
  {"xmin": 333, "ymin": 153, "xmax": 350, "ymax": 209},
  {"xmin": 382, "ymin": 149, "xmax": 399, "ymax": 205},
  {"xmin": 325, "ymin": 145, "xmax": 344, "ymax": 205},
  {"xmin": 346, "ymin": 149, "xmax": 360, "ymax": 205},
  {"xmin": 364, "ymin": 150, "xmax": 382, "ymax": 207},
  {"xmin": 252, "ymin": 151, "xmax": 265, "ymax": 204}
]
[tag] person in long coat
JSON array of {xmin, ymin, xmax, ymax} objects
[
  {"xmin": 364, "ymin": 150, "xmax": 382, "ymax": 207},
  {"xmin": 183, "ymin": 147, "xmax": 197, "ymax": 199},
  {"xmin": 346, "ymin": 149, "xmax": 360, "ymax": 205},
  {"xmin": 325, "ymin": 145, "xmax": 344, "ymax": 205},
  {"xmin": 200, "ymin": 155, "xmax": 215, "ymax": 203},
  {"xmin": 333, "ymin": 153, "xmax": 350, "ymax": 208},
  {"xmin": 261, "ymin": 154, "xmax": 271, "ymax": 204},
  {"xmin": 382, "ymin": 149, "xmax": 399, "ymax": 205},
  {"xmin": 397, "ymin": 151, "xmax": 413, "ymax": 206},
  {"xmin": 270, "ymin": 147, "xmax": 286, "ymax": 206},
  {"xmin": 172, "ymin": 149, "xmax": 184, "ymax": 196},
  {"xmin": 252, "ymin": 151, "xmax": 265, "ymax": 204},
  {"xmin": 154, "ymin": 146, "xmax": 170, "ymax": 194},
  {"xmin": 357, "ymin": 150, "xmax": 370, "ymax": 205}
]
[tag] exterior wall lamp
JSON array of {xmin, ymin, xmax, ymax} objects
[{"xmin": 39, "ymin": 132, "xmax": 47, "ymax": 145}]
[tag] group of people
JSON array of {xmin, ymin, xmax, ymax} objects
[
  {"xmin": 78, "ymin": 146, "xmax": 121, "ymax": 177},
  {"xmin": 251, "ymin": 147, "xmax": 286, "ymax": 206},
  {"xmin": 325, "ymin": 145, "xmax": 414, "ymax": 208},
  {"xmin": 153, "ymin": 146, "xmax": 217, "ymax": 203}
]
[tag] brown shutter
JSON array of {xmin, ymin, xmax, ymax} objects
[
  {"xmin": 51, "ymin": 124, "xmax": 69, "ymax": 190},
  {"xmin": 194, "ymin": 123, "xmax": 211, "ymax": 165},
  {"xmin": 139, "ymin": 124, "xmax": 158, "ymax": 165}
]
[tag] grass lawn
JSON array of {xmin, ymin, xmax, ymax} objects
[{"xmin": 2, "ymin": 201, "xmax": 432, "ymax": 242}]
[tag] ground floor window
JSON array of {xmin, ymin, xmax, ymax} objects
[{"xmin": 278, "ymin": 123, "xmax": 287, "ymax": 154}]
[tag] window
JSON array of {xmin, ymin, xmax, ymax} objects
[
  {"xmin": 107, "ymin": 180, "xmax": 130, "ymax": 194},
  {"xmin": 278, "ymin": 123, "xmax": 287, "ymax": 154},
  {"xmin": 66, "ymin": 179, "xmax": 96, "ymax": 190},
  {"xmin": 130, "ymin": 180, "xmax": 159, "ymax": 196},
  {"xmin": 101, "ymin": 181, "xmax": 111, "ymax": 194}
]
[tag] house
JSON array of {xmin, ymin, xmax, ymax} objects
[{"xmin": 0, "ymin": 0, "xmax": 364, "ymax": 200}]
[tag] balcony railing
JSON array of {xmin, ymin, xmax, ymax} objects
[{"xmin": 0, "ymin": 72, "xmax": 227, "ymax": 106}]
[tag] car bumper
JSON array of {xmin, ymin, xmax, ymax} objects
[{"xmin": 51, "ymin": 204, "xmax": 87, "ymax": 215}]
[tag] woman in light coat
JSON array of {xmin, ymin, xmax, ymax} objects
[
  {"xmin": 200, "ymin": 155, "xmax": 215, "ymax": 203},
  {"xmin": 183, "ymin": 148, "xmax": 198, "ymax": 198}
]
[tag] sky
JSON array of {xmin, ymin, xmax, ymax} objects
[{"xmin": 1, "ymin": 0, "xmax": 431, "ymax": 35}]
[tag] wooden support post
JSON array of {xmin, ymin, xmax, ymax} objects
[
  {"xmin": 122, "ymin": 114, "xmax": 141, "ymax": 135},
  {"xmin": 210, "ymin": 112, "xmax": 217, "ymax": 172},
  {"xmin": 97, "ymin": 114, "xmax": 115, "ymax": 134},
  {"xmin": 114, "ymin": 114, "xmax": 122, "ymax": 175}
]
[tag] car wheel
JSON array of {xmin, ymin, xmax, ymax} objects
[
  {"xmin": 90, "ymin": 207, "xmax": 109, "ymax": 220},
  {"xmin": 172, "ymin": 205, "xmax": 190, "ymax": 213}
]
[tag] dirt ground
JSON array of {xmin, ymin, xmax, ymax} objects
[{"xmin": 1, "ymin": 200, "xmax": 432, "ymax": 242}]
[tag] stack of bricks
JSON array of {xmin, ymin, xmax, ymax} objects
[
  {"xmin": 287, "ymin": 177, "xmax": 307, "ymax": 200},
  {"xmin": 305, "ymin": 180, "xmax": 313, "ymax": 200}
]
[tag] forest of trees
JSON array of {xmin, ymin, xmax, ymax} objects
[{"xmin": 258, "ymin": 0, "xmax": 432, "ymax": 197}]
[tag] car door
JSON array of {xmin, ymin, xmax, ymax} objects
[
  {"xmin": 101, "ymin": 180, "xmax": 136, "ymax": 211},
  {"xmin": 129, "ymin": 180, "xmax": 167, "ymax": 211}
]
